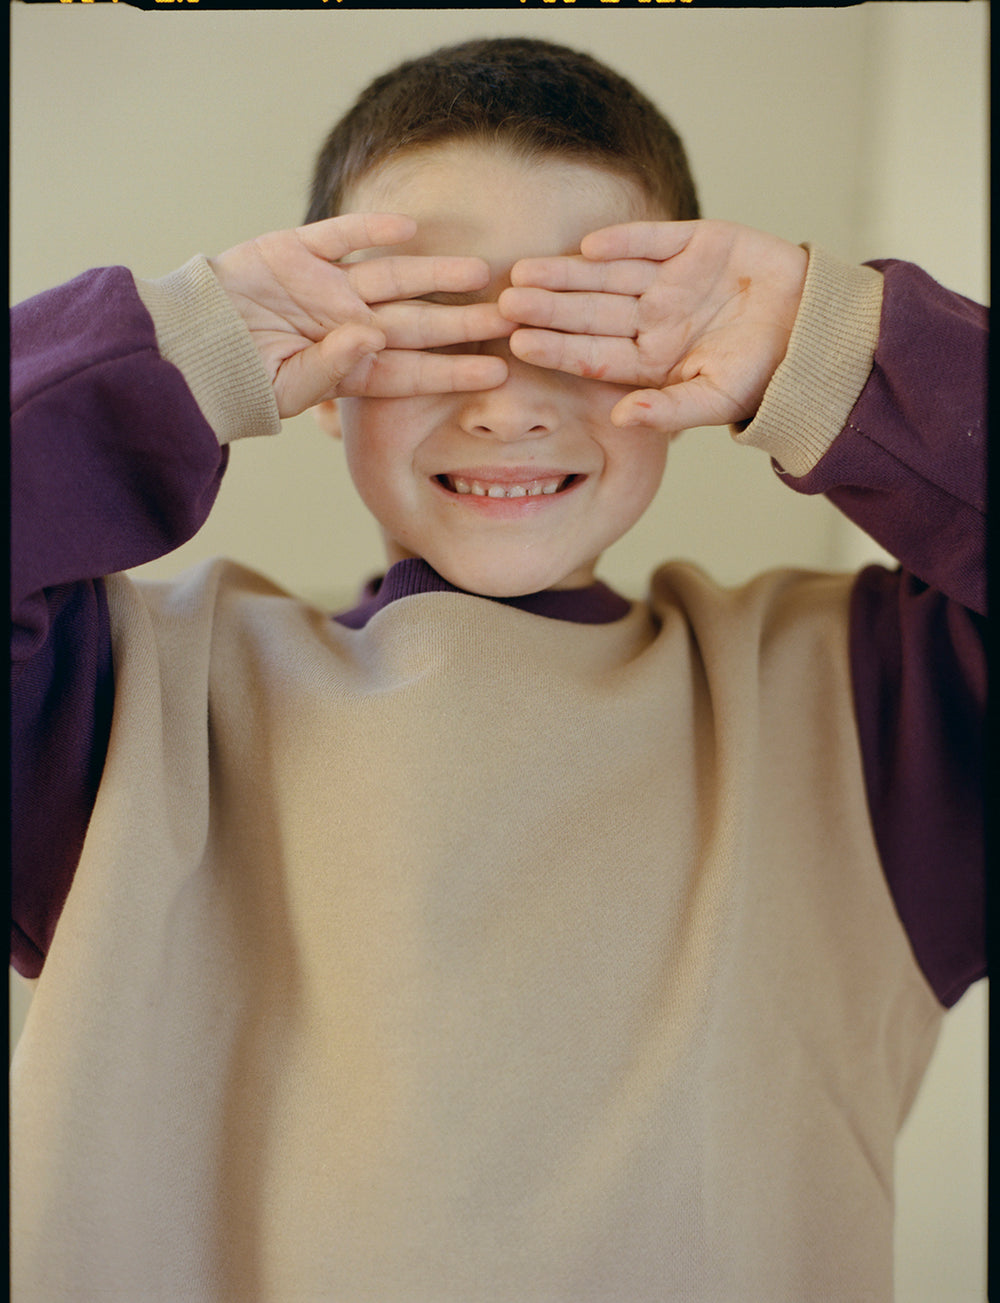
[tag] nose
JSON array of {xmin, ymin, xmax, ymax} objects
[{"xmin": 456, "ymin": 343, "xmax": 561, "ymax": 443}]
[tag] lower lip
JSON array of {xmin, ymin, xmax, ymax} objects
[{"xmin": 431, "ymin": 476, "xmax": 585, "ymax": 517}]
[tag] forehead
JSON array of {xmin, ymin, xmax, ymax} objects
[{"xmin": 344, "ymin": 140, "xmax": 654, "ymax": 273}]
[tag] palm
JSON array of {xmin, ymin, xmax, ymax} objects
[
  {"xmin": 500, "ymin": 220, "xmax": 807, "ymax": 432},
  {"xmin": 210, "ymin": 214, "xmax": 510, "ymax": 417}
]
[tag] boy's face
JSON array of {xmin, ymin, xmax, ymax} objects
[{"xmin": 332, "ymin": 141, "xmax": 670, "ymax": 597}]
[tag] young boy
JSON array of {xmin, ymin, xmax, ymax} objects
[{"xmin": 11, "ymin": 36, "xmax": 985, "ymax": 1302}]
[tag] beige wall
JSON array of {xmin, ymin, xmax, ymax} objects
[
  {"xmin": 10, "ymin": 3, "xmax": 987, "ymax": 1298},
  {"xmin": 849, "ymin": 10, "xmax": 988, "ymax": 1301}
]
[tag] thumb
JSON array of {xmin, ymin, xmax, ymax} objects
[
  {"xmin": 611, "ymin": 377, "xmax": 744, "ymax": 436},
  {"xmin": 274, "ymin": 322, "xmax": 386, "ymax": 417}
]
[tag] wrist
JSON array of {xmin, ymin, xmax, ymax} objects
[
  {"xmin": 731, "ymin": 245, "xmax": 883, "ymax": 476},
  {"xmin": 134, "ymin": 256, "xmax": 280, "ymax": 446}
]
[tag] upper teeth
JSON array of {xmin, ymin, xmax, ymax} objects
[{"xmin": 448, "ymin": 477, "xmax": 565, "ymax": 498}]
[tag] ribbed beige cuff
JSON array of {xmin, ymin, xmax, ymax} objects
[
  {"xmin": 134, "ymin": 256, "xmax": 280, "ymax": 446},
  {"xmin": 732, "ymin": 245, "xmax": 884, "ymax": 478}
]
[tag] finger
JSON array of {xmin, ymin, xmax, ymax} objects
[
  {"xmin": 509, "ymin": 255, "xmax": 657, "ymax": 295},
  {"xmin": 509, "ymin": 327, "xmax": 641, "ymax": 385},
  {"xmin": 499, "ymin": 286, "xmax": 639, "ymax": 338},
  {"xmin": 375, "ymin": 300, "xmax": 514, "ymax": 349},
  {"xmin": 345, "ymin": 255, "xmax": 492, "ymax": 305},
  {"xmin": 294, "ymin": 212, "xmax": 418, "ymax": 263},
  {"xmin": 580, "ymin": 220, "xmax": 699, "ymax": 263},
  {"xmin": 339, "ymin": 349, "xmax": 508, "ymax": 398}
]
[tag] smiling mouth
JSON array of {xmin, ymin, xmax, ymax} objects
[{"xmin": 436, "ymin": 474, "xmax": 581, "ymax": 499}]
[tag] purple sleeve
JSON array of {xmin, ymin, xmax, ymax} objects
[
  {"xmin": 783, "ymin": 260, "xmax": 988, "ymax": 1006},
  {"xmin": 10, "ymin": 267, "xmax": 228, "ymax": 977},
  {"xmin": 849, "ymin": 569, "xmax": 985, "ymax": 1007}
]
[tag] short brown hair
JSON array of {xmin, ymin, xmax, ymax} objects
[{"xmin": 305, "ymin": 37, "xmax": 699, "ymax": 224}]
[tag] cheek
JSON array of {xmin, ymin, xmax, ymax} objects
[
  {"xmin": 340, "ymin": 397, "xmax": 410, "ymax": 473},
  {"xmin": 338, "ymin": 397, "xmax": 435, "ymax": 515},
  {"xmin": 580, "ymin": 377, "xmax": 632, "ymax": 419},
  {"xmin": 603, "ymin": 434, "xmax": 670, "ymax": 522}
]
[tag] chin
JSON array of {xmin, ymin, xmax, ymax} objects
[
  {"xmin": 448, "ymin": 570, "xmax": 551, "ymax": 599},
  {"xmin": 432, "ymin": 556, "xmax": 593, "ymax": 599}
]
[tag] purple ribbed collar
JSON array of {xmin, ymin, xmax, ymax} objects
[{"xmin": 334, "ymin": 557, "xmax": 632, "ymax": 630}]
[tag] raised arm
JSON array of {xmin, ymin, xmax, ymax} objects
[
  {"xmin": 502, "ymin": 225, "xmax": 988, "ymax": 1005},
  {"xmin": 500, "ymin": 221, "xmax": 986, "ymax": 609},
  {"xmin": 734, "ymin": 251, "xmax": 987, "ymax": 614},
  {"xmin": 11, "ymin": 262, "xmax": 244, "ymax": 976},
  {"xmin": 749, "ymin": 252, "xmax": 988, "ymax": 1007},
  {"xmin": 11, "ymin": 214, "xmax": 514, "ymax": 976}
]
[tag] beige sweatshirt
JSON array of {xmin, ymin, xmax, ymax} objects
[{"xmin": 12, "ymin": 249, "xmax": 942, "ymax": 1302}]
